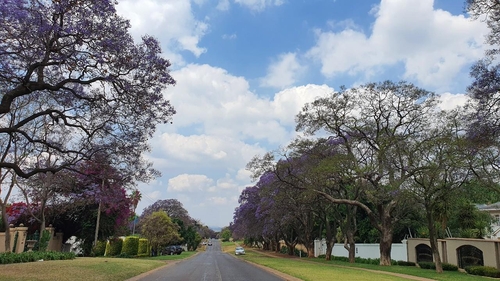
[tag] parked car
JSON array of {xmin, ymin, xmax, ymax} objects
[
  {"xmin": 163, "ymin": 245, "xmax": 183, "ymax": 255},
  {"xmin": 235, "ymin": 246, "xmax": 245, "ymax": 255}
]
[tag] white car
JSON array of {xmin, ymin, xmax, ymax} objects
[{"xmin": 235, "ymin": 246, "xmax": 245, "ymax": 255}]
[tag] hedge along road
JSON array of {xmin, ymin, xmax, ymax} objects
[{"xmin": 127, "ymin": 239, "xmax": 294, "ymax": 281}]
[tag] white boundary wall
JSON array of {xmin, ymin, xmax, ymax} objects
[{"xmin": 314, "ymin": 239, "xmax": 408, "ymax": 261}]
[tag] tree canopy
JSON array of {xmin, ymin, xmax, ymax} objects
[
  {"xmin": 141, "ymin": 211, "xmax": 181, "ymax": 256},
  {"xmin": 0, "ymin": 0, "xmax": 175, "ymax": 178}
]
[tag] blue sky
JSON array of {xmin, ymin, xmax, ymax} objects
[{"xmin": 114, "ymin": 0, "xmax": 487, "ymax": 228}]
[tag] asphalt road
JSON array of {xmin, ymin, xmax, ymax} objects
[{"xmin": 132, "ymin": 240, "xmax": 286, "ymax": 281}]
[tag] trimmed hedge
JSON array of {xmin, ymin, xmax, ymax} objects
[
  {"xmin": 92, "ymin": 240, "xmax": 107, "ymax": 257},
  {"xmin": 0, "ymin": 251, "xmax": 76, "ymax": 264},
  {"xmin": 138, "ymin": 239, "xmax": 149, "ymax": 256},
  {"xmin": 105, "ymin": 238, "xmax": 123, "ymax": 256},
  {"xmin": 318, "ymin": 255, "xmax": 415, "ymax": 267},
  {"xmin": 121, "ymin": 236, "xmax": 139, "ymax": 256},
  {"xmin": 396, "ymin": 260, "xmax": 416, "ymax": 266},
  {"xmin": 331, "ymin": 256, "xmax": 397, "ymax": 265},
  {"xmin": 418, "ymin": 262, "xmax": 458, "ymax": 271},
  {"xmin": 465, "ymin": 266, "xmax": 500, "ymax": 278}
]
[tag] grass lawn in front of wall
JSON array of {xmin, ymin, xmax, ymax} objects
[{"xmin": 239, "ymin": 248, "xmax": 493, "ymax": 281}]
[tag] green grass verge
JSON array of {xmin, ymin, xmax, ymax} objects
[
  {"xmin": 241, "ymin": 251, "xmax": 403, "ymax": 281},
  {"xmin": 0, "ymin": 251, "xmax": 197, "ymax": 281},
  {"xmin": 239, "ymin": 249, "xmax": 494, "ymax": 281}
]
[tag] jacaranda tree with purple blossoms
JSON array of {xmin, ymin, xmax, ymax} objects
[
  {"xmin": 248, "ymin": 138, "xmax": 360, "ymax": 261},
  {"xmin": 0, "ymin": 0, "xmax": 176, "ymax": 178},
  {"xmin": 293, "ymin": 81, "xmax": 438, "ymax": 265},
  {"xmin": 286, "ymin": 138, "xmax": 360, "ymax": 261},
  {"xmin": 52, "ymin": 158, "xmax": 133, "ymax": 255},
  {"xmin": 232, "ymin": 183, "xmax": 269, "ymax": 248}
]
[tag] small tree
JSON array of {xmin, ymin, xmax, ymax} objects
[
  {"xmin": 141, "ymin": 211, "xmax": 181, "ymax": 256},
  {"xmin": 220, "ymin": 227, "xmax": 232, "ymax": 242}
]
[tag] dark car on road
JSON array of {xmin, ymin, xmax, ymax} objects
[{"xmin": 163, "ymin": 245, "xmax": 183, "ymax": 255}]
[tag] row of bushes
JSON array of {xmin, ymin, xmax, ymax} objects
[
  {"xmin": 322, "ymin": 255, "xmax": 399, "ymax": 265},
  {"xmin": 465, "ymin": 266, "xmax": 500, "ymax": 278},
  {"xmin": 316, "ymin": 255, "xmax": 462, "ymax": 271},
  {"xmin": 92, "ymin": 236, "xmax": 149, "ymax": 257},
  {"xmin": 0, "ymin": 251, "xmax": 76, "ymax": 264},
  {"xmin": 275, "ymin": 248, "xmax": 499, "ymax": 278},
  {"xmin": 417, "ymin": 261, "xmax": 458, "ymax": 271}
]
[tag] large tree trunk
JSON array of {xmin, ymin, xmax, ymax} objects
[
  {"xmin": 281, "ymin": 228, "xmax": 297, "ymax": 255},
  {"xmin": 343, "ymin": 205, "xmax": 357, "ymax": 263},
  {"xmin": 345, "ymin": 233, "xmax": 356, "ymax": 263},
  {"xmin": 427, "ymin": 207, "xmax": 443, "ymax": 273},
  {"xmin": 323, "ymin": 216, "xmax": 337, "ymax": 261},
  {"xmin": 325, "ymin": 240, "xmax": 333, "ymax": 260},
  {"xmin": 379, "ymin": 212, "xmax": 394, "ymax": 266},
  {"xmin": 274, "ymin": 233, "xmax": 280, "ymax": 253},
  {"xmin": 283, "ymin": 239, "xmax": 297, "ymax": 256}
]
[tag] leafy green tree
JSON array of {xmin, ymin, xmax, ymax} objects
[
  {"xmin": 293, "ymin": 81, "xmax": 438, "ymax": 265},
  {"xmin": 220, "ymin": 227, "xmax": 232, "ymax": 242},
  {"xmin": 448, "ymin": 198, "xmax": 493, "ymax": 238},
  {"xmin": 141, "ymin": 211, "xmax": 181, "ymax": 256},
  {"xmin": 173, "ymin": 218, "xmax": 201, "ymax": 251},
  {"xmin": 409, "ymin": 109, "xmax": 474, "ymax": 273}
]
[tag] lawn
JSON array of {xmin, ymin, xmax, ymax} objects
[
  {"xmin": 0, "ymin": 246, "xmax": 493, "ymax": 281},
  {"xmin": 238, "ymin": 248, "xmax": 494, "ymax": 281},
  {"xmin": 0, "ymin": 251, "xmax": 197, "ymax": 281}
]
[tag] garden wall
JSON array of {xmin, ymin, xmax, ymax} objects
[
  {"xmin": 407, "ymin": 238, "xmax": 500, "ymax": 269},
  {"xmin": 313, "ymin": 239, "xmax": 408, "ymax": 261},
  {"xmin": 0, "ymin": 225, "xmax": 28, "ymax": 253},
  {"xmin": 0, "ymin": 224, "xmax": 63, "ymax": 253}
]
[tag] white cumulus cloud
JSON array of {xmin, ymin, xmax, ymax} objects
[
  {"xmin": 116, "ymin": 0, "xmax": 208, "ymax": 63},
  {"xmin": 167, "ymin": 174, "xmax": 214, "ymax": 192},
  {"xmin": 306, "ymin": 0, "xmax": 487, "ymax": 90},
  {"xmin": 261, "ymin": 52, "xmax": 303, "ymax": 89}
]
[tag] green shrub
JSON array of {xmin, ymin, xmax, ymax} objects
[
  {"xmin": 418, "ymin": 262, "xmax": 435, "ymax": 269},
  {"xmin": 138, "ymin": 239, "xmax": 149, "ymax": 256},
  {"xmin": 280, "ymin": 245, "xmax": 288, "ymax": 254},
  {"xmin": 397, "ymin": 260, "xmax": 416, "ymax": 266},
  {"xmin": 333, "ymin": 256, "xmax": 350, "ymax": 262},
  {"xmin": 418, "ymin": 262, "xmax": 458, "ymax": 271},
  {"xmin": 0, "ymin": 251, "xmax": 75, "ymax": 264},
  {"xmin": 92, "ymin": 240, "xmax": 107, "ymax": 257},
  {"xmin": 105, "ymin": 238, "xmax": 123, "ymax": 256},
  {"xmin": 442, "ymin": 263, "xmax": 458, "ymax": 271},
  {"xmin": 317, "ymin": 254, "xmax": 326, "ymax": 259},
  {"xmin": 294, "ymin": 248, "xmax": 306, "ymax": 257},
  {"xmin": 38, "ymin": 230, "xmax": 51, "ymax": 252},
  {"xmin": 121, "ymin": 236, "xmax": 139, "ymax": 256},
  {"xmin": 466, "ymin": 266, "xmax": 500, "ymax": 278}
]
